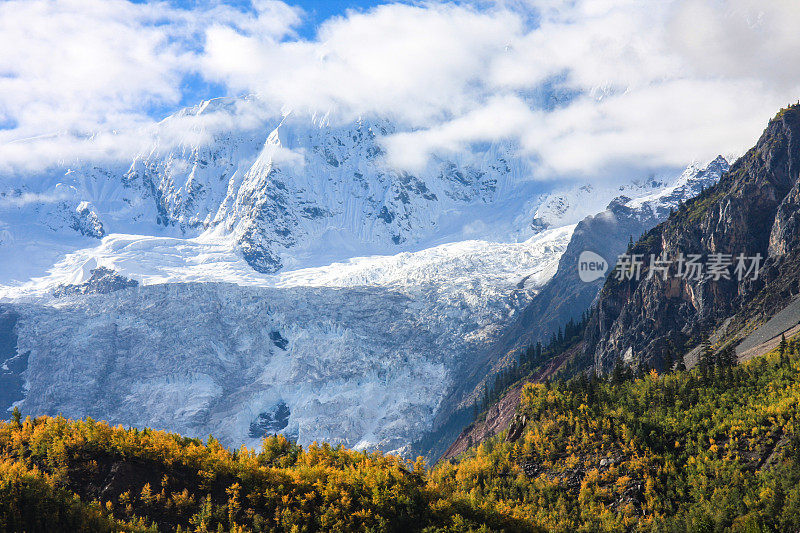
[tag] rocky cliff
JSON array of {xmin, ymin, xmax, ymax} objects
[
  {"xmin": 585, "ymin": 105, "xmax": 800, "ymax": 371},
  {"xmin": 493, "ymin": 157, "xmax": 729, "ymax": 359}
]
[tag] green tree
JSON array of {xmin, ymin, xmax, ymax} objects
[{"xmin": 664, "ymin": 348, "xmax": 674, "ymax": 373}]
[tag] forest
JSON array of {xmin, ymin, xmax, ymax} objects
[{"xmin": 3, "ymin": 334, "xmax": 800, "ymax": 532}]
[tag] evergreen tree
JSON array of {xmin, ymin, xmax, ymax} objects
[
  {"xmin": 664, "ymin": 348, "xmax": 674, "ymax": 373},
  {"xmin": 720, "ymin": 345, "xmax": 736, "ymax": 367},
  {"xmin": 636, "ymin": 359, "xmax": 648, "ymax": 379},
  {"xmin": 700, "ymin": 337, "xmax": 714, "ymax": 375},
  {"xmin": 612, "ymin": 355, "xmax": 626, "ymax": 384},
  {"xmin": 524, "ymin": 346, "xmax": 534, "ymax": 366}
]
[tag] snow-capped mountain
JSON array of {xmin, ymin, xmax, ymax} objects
[
  {"xmin": 0, "ymin": 95, "xmax": 726, "ymax": 453},
  {"xmin": 2, "ymin": 97, "xmax": 548, "ymax": 282}
]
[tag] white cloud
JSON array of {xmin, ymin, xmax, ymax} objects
[
  {"xmin": 0, "ymin": 190, "xmax": 73, "ymax": 208},
  {"xmin": 1, "ymin": 0, "xmax": 799, "ymax": 179},
  {"xmin": 383, "ymin": 95, "xmax": 536, "ymax": 170},
  {"xmin": 197, "ymin": 0, "xmax": 800, "ymax": 178},
  {"xmin": 667, "ymin": 0, "xmax": 800, "ymax": 90},
  {"xmin": 201, "ymin": 3, "xmax": 521, "ymax": 124},
  {"xmin": 0, "ymin": 0, "xmax": 301, "ymax": 173}
]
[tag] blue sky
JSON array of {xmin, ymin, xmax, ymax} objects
[
  {"xmin": 287, "ymin": 0, "xmax": 408, "ymax": 37},
  {"xmin": 166, "ymin": 0, "xmax": 409, "ymax": 39}
]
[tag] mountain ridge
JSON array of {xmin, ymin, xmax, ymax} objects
[{"xmin": 584, "ymin": 104, "xmax": 800, "ymax": 372}]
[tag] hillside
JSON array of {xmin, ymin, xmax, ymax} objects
[
  {"xmin": 436, "ymin": 103, "xmax": 800, "ymax": 467},
  {"xmin": 4, "ymin": 332, "xmax": 800, "ymax": 531},
  {"xmin": 0, "ymin": 414, "xmax": 517, "ymax": 532},
  {"xmin": 432, "ymin": 333, "xmax": 800, "ymax": 531},
  {"xmin": 414, "ymin": 158, "xmax": 726, "ymax": 461}
]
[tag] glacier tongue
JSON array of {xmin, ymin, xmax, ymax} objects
[
  {"xmin": 6, "ymin": 226, "xmax": 574, "ymax": 452},
  {"xmin": 14, "ymin": 283, "xmax": 452, "ymax": 452}
]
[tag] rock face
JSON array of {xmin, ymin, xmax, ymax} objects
[
  {"xmin": 52, "ymin": 267, "xmax": 138, "ymax": 297},
  {"xmin": 491, "ymin": 157, "xmax": 729, "ymax": 357},
  {"xmin": 0, "ymin": 308, "xmax": 25, "ymax": 414},
  {"xmin": 417, "ymin": 159, "xmax": 727, "ymax": 461},
  {"xmin": 584, "ymin": 105, "xmax": 800, "ymax": 372},
  {"xmin": 440, "ymin": 384, "xmax": 524, "ymax": 461},
  {"xmin": 416, "ymin": 156, "xmax": 728, "ymax": 458}
]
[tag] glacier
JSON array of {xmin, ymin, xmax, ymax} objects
[
  {"xmin": 3, "ymin": 225, "xmax": 574, "ymax": 452},
  {"xmin": 0, "ymin": 95, "xmax": 718, "ymax": 453}
]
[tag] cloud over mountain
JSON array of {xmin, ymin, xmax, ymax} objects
[{"xmin": 1, "ymin": 0, "xmax": 798, "ymax": 180}]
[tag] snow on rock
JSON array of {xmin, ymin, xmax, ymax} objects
[{"xmin": 0, "ymin": 96, "xmax": 548, "ymax": 282}]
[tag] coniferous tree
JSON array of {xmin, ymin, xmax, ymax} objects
[
  {"xmin": 722, "ymin": 345, "xmax": 737, "ymax": 367},
  {"xmin": 664, "ymin": 348, "xmax": 674, "ymax": 373},
  {"xmin": 612, "ymin": 355, "xmax": 626, "ymax": 384},
  {"xmin": 636, "ymin": 359, "xmax": 648, "ymax": 379},
  {"xmin": 700, "ymin": 338, "xmax": 714, "ymax": 381}
]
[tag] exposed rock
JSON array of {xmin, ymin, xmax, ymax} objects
[
  {"xmin": 248, "ymin": 401, "xmax": 291, "ymax": 439},
  {"xmin": 584, "ymin": 106, "xmax": 800, "ymax": 372},
  {"xmin": 426, "ymin": 160, "xmax": 727, "ymax": 462},
  {"xmin": 441, "ymin": 385, "xmax": 524, "ymax": 462},
  {"xmin": 484, "ymin": 157, "xmax": 728, "ymax": 373},
  {"xmin": 53, "ymin": 267, "xmax": 138, "ymax": 297},
  {"xmin": 506, "ymin": 413, "xmax": 527, "ymax": 442},
  {"xmin": 70, "ymin": 201, "xmax": 105, "ymax": 239},
  {"xmin": 269, "ymin": 331, "xmax": 289, "ymax": 350},
  {"xmin": 439, "ymin": 342, "xmax": 580, "ymax": 462},
  {"xmin": 0, "ymin": 308, "xmax": 26, "ymax": 415}
]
